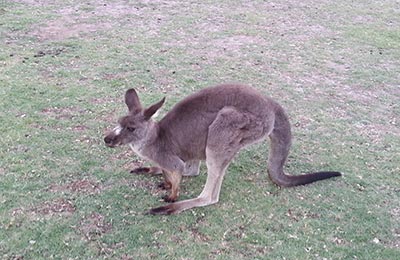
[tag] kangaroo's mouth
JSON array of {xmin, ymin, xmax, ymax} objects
[{"xmin": 105, "ymin": 142, "xmax": 117, "ymax": 148}]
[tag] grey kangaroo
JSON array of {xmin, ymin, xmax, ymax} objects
[{"xmin": 104, "ymin": 84, "xmax": 341, "ymax": 215}]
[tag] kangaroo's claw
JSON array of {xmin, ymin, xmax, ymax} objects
[
  {"xmin": 162, "ymin": 195, "xmax": 176, "ymax": 203},
  {"xmin": 130, "ymin": 167, "xmax": 151, "ymax": 174},
  {"xmin": 147, "ymin": 204, "xmax": 178, "ymax": 215}
]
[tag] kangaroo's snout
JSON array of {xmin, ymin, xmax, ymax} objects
[
  {"xmin": 104, "ymin": 125, "xmax": 124, "ymax": 147},
  {"xmin": 104, "ymin": 134, "xmax": 117, "ymax": 147},
  {"xmin": 104, "ymin": 135, "xmax": 112, "ymax": 146}
]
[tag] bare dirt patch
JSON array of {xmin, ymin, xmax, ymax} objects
[
  {"xmin": 79, "ymin": 212, "xmax": 112, "ymax": 241},
  {"xmin": 30, "ymin": 1, "xmax": 141, "ymax": 41},
  {"xmin": 390, "ymin": 207, "xmax": 400, "ymax": 248},
  {"xmin": 389, "ymin": 227, "xmax": 400, "ymax": 249},
  {"xmin": 90, "ymin": 97, "xmax": 119, "ymax": 105},
  {"xmin": 49, "ymin": 179, "xmax": 101, "ymax": 194},
  {"xmin": 33, "ymin": 198, "xmax": 75, "ymax": 215},
  {"xmin": 40, "ymin": 106, "xmax": 87, "ymax": 120},
  {"xmin": 34, "ymin": 19, "xmax": 113, "ymax": 41},
  {"xmin": 71, "ymin": 124, "xmax": 89, "ymax": 132},
  {"xmin": 32, "ymin": 6, "xmax": 109, "ymax": 41},
  {"xmin": 12, "ymin": 0, "xmax": 40, "ymax": 5},
  {"xmin": 33, "ymin": 47, "xmax": 66, "ymax": 58},
  {"xmin": 11, "ymin": 198, "xmax": 75, "ymax": 223}
]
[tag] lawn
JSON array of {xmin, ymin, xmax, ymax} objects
[{"xmin": 1, "ymin": 0, "xmax": 399, "ymax": 259}]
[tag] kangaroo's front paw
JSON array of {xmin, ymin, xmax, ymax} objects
[
  {"xmin": 130, "ymin": 167, "xmax": 150, "ymax": 174},
  {"xmin": 158, "ymin": 182, "xmax": 171, "ymax": 190},
  {"xmin": 162, "ymin": 195, "xmax": 177, "ymax": 203}
]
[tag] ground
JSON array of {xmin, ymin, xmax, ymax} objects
[{"xmin": 0, "ymin": 0, "xmax": 399, "ymax": 259}]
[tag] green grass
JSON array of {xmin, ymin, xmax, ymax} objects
[{"xmin": 1, "ymin": 0, "xmax": 399, "ymax": 259}]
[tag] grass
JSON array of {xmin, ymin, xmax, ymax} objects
[{"xmin": 1, "ymin": 0, "xmax": 399, "ymax": 259}]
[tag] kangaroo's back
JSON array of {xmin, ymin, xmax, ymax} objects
[{"xmin": 158, "ymin": 84, "xmax": 275, "ymax": 160}]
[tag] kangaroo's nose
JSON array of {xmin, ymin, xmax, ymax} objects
[{"xmin": 104, "ymin": 136, "xmax": 113, "ymax": 145}]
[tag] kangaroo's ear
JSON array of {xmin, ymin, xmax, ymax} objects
[
  {"xmin": 143, "ymin": 97, "xmax": 165, "ymax": 120},
  {"xmin": 125, "ymin": 89, "xmax": 142, "ymax": 114}
]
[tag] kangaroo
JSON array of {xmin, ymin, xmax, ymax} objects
[{"xmin": 104, "ymin": 84, "xmax": 341, "ymax": 215}]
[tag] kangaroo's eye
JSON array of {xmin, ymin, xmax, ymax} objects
[{"xmin": 126, "ymin": 127, "xmax": 136, "ymax": 132}]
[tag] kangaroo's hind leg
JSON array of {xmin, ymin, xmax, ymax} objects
[
  {"xmin": 149, "ymin": 107, "xmax": 250, "ymax": 215},
  {"xmin": 199, "ymin": 106, "xmax": 255, "ymax": 203}
]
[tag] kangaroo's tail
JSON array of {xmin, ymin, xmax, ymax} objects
[{"xmin": 267, "ymin": 105, "xmax": 341, "ymax": 187}]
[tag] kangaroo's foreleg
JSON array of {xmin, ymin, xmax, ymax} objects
[{"xmin": 162, "ymin": 170, "xmax": 182, "ymax": 202}]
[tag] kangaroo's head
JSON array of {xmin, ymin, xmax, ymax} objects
[{"xmin": 104, "ymin": 89, "xmax": 165, "ymax": 148}]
